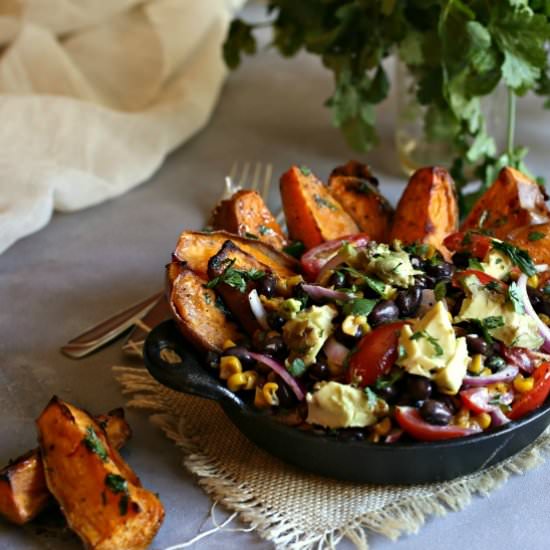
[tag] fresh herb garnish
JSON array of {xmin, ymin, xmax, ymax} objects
[
  {"xmin": 404, "ymin": 243, "xmax": 430, "ymax": 258},
  {"xmin": 313, "ymin": 194, "xmax": 338, "ymax": 211},
  {"xmin": 468, "ymin": 258, "xmax": 485, "ymax": 271},
  {"xmin": 485, "ymin": 280, "xmax": 503, "ymax": 293},
  {"xmin": 357, "ymin": 180, "xmax": 373, "ymax": 195},
  {"xmin": 258, "ymin": 225, "xmax": 273, "ymax": 235},
  {"xmin": 203, "ymin": 292, "xmax": 212, "ymax": 305},
  {"xmin": 83, "ymin": 426, "xmax": 108, "ymax": 462},
  {"xmin": 491, "ymin": 241, "xmax": 536, "ymax": 276},
  {"xmin": 206, "ymin": 259, "xmax": 265, "ymax": 293},
  {"xmin": 105, "ymin": 474, "xmax": 128, "ymax": 494},
  {"xmin": 342, "ymin": 298, "xmax": 378, "ymax": 317},
  {"xmin": 244, "ymin": 232, "xmax": 259, "ymax": 240},
  {"xmin": 374, "ymin": 369, "xmax": 404, "ymax": 390},
  {"xmin": 341, "ymin": 267, "xmax": 389, "ymax": 297},
  {"xmin": 434, "ymin": 280, "xmax": 447, "ymax": 301},
  {"xmin": 482, "ymin": 316, "xmax": 505, "ymax": 329},
  {"xmin": 283, "ymin": 240, "xmax": 305, "ymax": 258},
  {"xmin": 299, "ymin": 165, "xmax": 311, "ymax": 176},
  {"xmin": 528, "ymin": 231, "xmax": 545, "ymax": 241},
  {"xmin": 507, "ymin": 282, "xmax": 525, "ymax": 314},
  {"xmin": 397, "ymin": 344, "xmax": 408, "ymax": 361},
  {"xmin": 364, "ymin": 387, "xmax": 378, "ymax": 408},
  {"xmin": 410, "ymin": 331, "xmax": 444, "ymax": 357},
  {"xmin": 288, "ymin": 358, "xmax": 306, "ymax": 377}
]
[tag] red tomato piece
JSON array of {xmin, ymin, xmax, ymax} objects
[
  {"xmin": 508, "ymin": 362, "xmax": 550, "ymax": 420},
  {"xmin": 451, "ymin": 269, "xmax": 507, "ymax": 290},
  {"xmin": 346, "ymin": 322, "xmax": 406, "ymax": 387},
  {"xmin": 395, "ymin": 407, "xmax": 481, "ymax": 441},
  {"xmin": 460, "ymin": 387, "xmax": 493, "ymax": 414},
  {"xmin": 444, "ymin": 231, "xmax": 492, "ymax": 259},
  {"xmin": 300, "ymin": 234, "xmax": 370, "ymax": 280}
]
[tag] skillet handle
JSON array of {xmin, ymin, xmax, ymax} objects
[{"xmin": 143, "ymin": 320, "xmax": 246, "ymax": 410}]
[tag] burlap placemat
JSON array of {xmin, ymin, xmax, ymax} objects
[{"xmin": 113, "ymin": 360, "xmax": 550, "ymax": 549}]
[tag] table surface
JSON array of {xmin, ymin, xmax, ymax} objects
[{"xmin": 2, "ymin": 5, "xmax": 550, "ymax": 549}]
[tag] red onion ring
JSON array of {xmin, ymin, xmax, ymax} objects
[
  {"xmin": 323, "ymin": 337, "xmax": 350, "ymax": 367},
  {"xmin": 301, "ymin": 284, "xmax": 356, "ymax": 302},
  {"xmin": 248, "ymin": 289, "xmax": 269, "ymax": 330},
  {"xmin": 489, "ymin": 407, "xmax": 511, "ymax": 427},
  {"xmin": 517, "ymin": 274, "xmax": 550, "ymax": 353},
  {"xmin": 462, "ymin": 365, "xmax": 519, "ymax": 388}
]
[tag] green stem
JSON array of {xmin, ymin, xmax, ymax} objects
[{"xmin": 506, "ymin": 87, "xmax": 516, "ymax": 159}]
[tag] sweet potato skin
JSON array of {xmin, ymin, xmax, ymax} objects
[
  {"xmin": 211, "ymin": 190, "xmax": 287, "ymax": 249},
  {"xmin": 506, "ymin": 222, "xmax": 550, "ymax": 267},
  {"xmin": 389, "ymin": 166, "xmax": 458, "ymax": 257},
  {"xmin": 37, "ymin": 397, "xmax": 164, "ymax": 550},
  {"xmin": 461, "ymin": 167, "xmax": 550, "ymax": 238},
  {"xmin": 327, "ymin": 175, "xmax": 393, "ymax": 242},
  {"xmin": 173, "ymin": 230, "xmax": 297, "ymax": 278},
  {"xmin": 167, "ymin": 262, "xmax": 243, "ymax": 353},
  {"xmin": 0, "ymin": 409, "xmax": 132, "ymax": 525},
  {"xmin": 280, "ymin": 166, "xmax": 359, "ymax": 249}
]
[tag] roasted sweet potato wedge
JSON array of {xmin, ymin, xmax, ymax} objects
[
  {"xmin": 327, "ymin": 174, "xmax": 393, "ymax": 242},
  {"xmin": 173, "ymin": 230, "xmax": 298, "ymax": 278},
  {"xmin": 280, "ymin": 165, "xmax": 359, "ymax": 249},
  {"xmin": 506, "ymin": 222, "xmax": 550, "ymax": 267},
  {"xmin": 207, "ymin": 240, "xmax": 271, "ymax": 335},
  {"xmin": 167, "ymin": 262, "xmax": 244, "ymax": 353},
  {"xmin": 37, "ymin": 397, "xmax": 164, "ymax": 550},
  {"xmin": 210, "ymin": 189, "xmax": 287, "ymax": 249},
  {"xmin": 389, "ymin": 166, "xmax": 459, "ymax": 258},
  {"xmin": 329, "ymin": 160, "xmax": 379, "ymax": 181},
  {"xmin": 0, "ymin": 409, "xmax": 131, "ymax": 526},
  {"xmin": 461, "ymin": 167, "xmax": 550, "ymax": 238}
]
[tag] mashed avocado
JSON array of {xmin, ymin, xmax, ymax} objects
[
  {"xmin": 397, "ymin": 301, "xmax": 469, "ymax": 394},
  {"xmin": 366, "ymin": 243, "xmax": 420, "ymax": 287},
  {"xmin": 480, "ymin": 249, "xmax": 513, "ymax": 280},
  {"xmin": 306, "ymin": 381, "xmax": 379, "ymax": 428},
  {"xmin": 282, "ymin": 305, "xmax": 337, "ymax": 367}
]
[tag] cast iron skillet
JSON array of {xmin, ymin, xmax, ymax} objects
[{"xmin": 144, "ymin": 320, "xmax": 550, "ymax": 484}]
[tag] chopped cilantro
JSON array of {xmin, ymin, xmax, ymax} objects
[
  {"xmin": 527, "ymin": 231, "xmax": 545, "ymax": 241},
  {"xmin": 258, "ymin": 225, "xmax": 273, "ymax": 235},
  {"xmin": 206, "ymin": 259, "xmax": 265, "ymax": 293},
  {"xmin": 507, "ymin": 282, "xmax": 525, "ymax": 314},
  {"xmin": 397, "ymin": 345, "xmax": 408, "ymax": 361},
  {"xmin": 288, "ymin": 358, "xmax": 306, "ymax": 377},
  {"xmin": 313, "ymin": 194, "xmax": 337, "ymax": 211},
  {"xmin": 283, "ymin": 240, "xmax": 305, "ymax": 258},
  {"xmin": 105, "ymin": 474, "xmax": 128, "ymax": 494},
  {"xmin": 364, "ymin": 387, "xmax": 378, "ymax": 408},
  {"xmin": 357, "ymin": 181, "xmax": 373, "ymax": 195},
  {"xmin": 342, "ymin": 298, "xmax": 378, "ymax": 317},
  {"xmin": 468, "ymin": 258, "xmax": 484, "ymax": 271},
  {"xmin": 491, "ymin": 241, "xmax": 536, "ymax": 277},
  {"xmin": 83, "ymin": 426, "xmax": 108, "ymax": 462},
  {"xmin": 374, "ymin": 369, "xmax": 404, "ymax": 390},
  {"xmin": 410, "ymin": 331, "xmax": 444, "ymax": 357},
  {"xmin": 404, "ymin": 243, "xmax": 430, "ymax": 258},
  {"xmin": 482, "ymin": 316, "xmax": 505, "ymax": 329},
  {"xmin": 244, "ymin": 232, "xmax": 259, "ymax": 240},
  {"xmin": 434, "ymin": 280, "xmax": 447, "ymax": 301},
  {"xmin": 341, "ymin": 267, "xmax": 388, "ymax": 297},
  {"xmin": 485, "ymin": 280, "xmax": 503, "ymax": 293},
  {"xmin": 203, "ymin": 292, "xmax": 212, "ymax": 305},
  {"xmin": 299, "ymin": 165, "xmax": 311, "ymax": 176}
]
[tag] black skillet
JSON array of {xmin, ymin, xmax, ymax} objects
[{"xmin": 143, "ymin": 320, "xmax": 550, "ymax": 484}]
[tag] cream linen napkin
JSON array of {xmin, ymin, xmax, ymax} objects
[{"xmin": 0, "ymin": 0, "xmax": 245, "ymax": 255}]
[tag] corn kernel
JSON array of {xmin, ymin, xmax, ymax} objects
[
  {"xmin": 242, "ymin": 370, "xmax": 259, "ymax": 390},
  {"xmin": 373, "ymin": 417, "xmax": 392, "ymax": 436},
  {"xmin": 254, "ymin": 387, "xmax": 270, "ymax": 408},
  {"xmin": 223, "ymin": 339, "xmax": 237, "ymax": 351},
  {"xmin": 342, "ymin": 315, "xmax": 367, "ymax": 337},
  {"xmin": 474, "ymin": 412, "xmax": 492, "ymax": 430},
  {"xmin": 480, "ymin": 367, "xmax": 492, "ymax": 376},
  {"xmin": 528, "ymin": 274, "xmax": 539, "ymax": 288},
  {"xmin": 285, "ymin": 275, "xmax": 304, "ymax": 292},
  {"xmin": 219, "ymin": 356, "xmax": 242, "ymax": 380},
  {"xmin": 513, "ymin": 374, "xmax": 535, "ymax": 393},
  {"xmin": 468, "ymin": 354, "xmax": 484, "ymax": 374},
  {"xmin": 227, "ymin": 372, "xmax": 248, "ymax": 392},
  {"xmin": 540, "ymin": 313, "xmax": 550, "ymax": 327},
  {"xmin": 454, "ymin": 407, "xmax": 470, "ymax": 428},
  {"xmin": 262, "ymin": 382, "xmax": 280, "ymax": 406},
  {"xmin": 488, "ymin": 382, "xmax": 510, "ymax": 394}
]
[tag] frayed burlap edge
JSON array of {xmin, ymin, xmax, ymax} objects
[{"xmin": 113, "ymin": 365, "xmax": 550, "ymax": 550}]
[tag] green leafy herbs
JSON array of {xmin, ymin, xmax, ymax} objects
[
  {"xmin": 507, "ymin": 282, "xmax": 525, "ymax": 314},
  {"xmin": 527, "ymin": 231, "xmax": 545, "ymax": 241},
  {"xmin": 258, "ymin": 225, "xmax": 273, "ymax": 236},
  {"xmin": 482, "ymin": 315, "xmax": 505, "ymax": 329},
  {"xmin": 468, "ymin": 257, "xmax": 485, "ymax": 271},
  {"xmin": 203, "ymin": 292, "xmax": 212, "ymax": 305},
  {"xmin": 283, "ymin": 240, "xmax": 306, "ymax": 258},
  {"xmin": 288, "ymin": 358, "xmax": 306, "ymax": 377},
  {"xmin": 105, "ymin": 474, "xmax": 128, "ymax": 494},
  {"xmin": 364, "ymin": 387, "xmax": 379, "ymax": 408},
  {"xmin": 244, "ymin": 232, "xmax": 259, "ymax": 240},
  {"xmin": 374, "ymin": 368, "xmax": 404, "ymax": 390},
  {"xmin": 410, "ymin": 331, "xmax": 444, "ymax": 357},
  {"xmin": 340, "ymin": 267, "xmax": 388, "ymax": 297},
  {"xmin": 299, "ymin": 165, "xmax": 312, "ymax": 176},
  {"xmin": 83, "ymin": 427, "xmax": 108, "ymax": 462},
  {"xmin": 404, "ymin": 243, "xmax": 430, "ymax": 258},
  {"xmin": 342, "ymin": 298, "xmax": 378, "ymax": 317},
  {"xmin": 223, "ymin": 2, "xmax": 550, "ymax": 217},
  {"xmin": 491, "ymin": 240, "xmax": 536, "ymax": 276},
  {"xmin": 313, "ymin": 194, "xmax": 338, "ymax": 211},
  {"xmin": 206, "ymin": 259, "xmax": 265, "ymax": 293},
  {"xmin": 434, "ymin": 280, "xmax": 448, "ymax": 301}
]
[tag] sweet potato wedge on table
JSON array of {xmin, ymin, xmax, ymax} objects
[
  {"xmin": 37, "ymin": 397, "xmax": 164, "ymax": 550},
  {"xmin": 211, "ymin": 189, "xmax": 287, "ymax": 249},
  {"xmin": 461, "ymin": 167, "xmax": 550, "ymax": 238},
  {"xmin": 280, "ymin": 165, "xmax": 359, "ymax": 249},
  {"xmin": 207, "ymin": 240, "xmax": 272, "ymax": 335},
  {"xmin": 167, "ymin": 262, "xmax": 244, "ymax": 353},
  {"xmin": 328, "ymin": 173, "xmax": 393, "ymax": 242},
  {"xmin": 173, "ymin": 230, "xmax": 297, "ymax": 278},
  {"xmin": 389, "ymin": 166, "xmax": 458, "ymax": 257},
  {"xmin": 0, "ymin": 408, "xmax": 131, "ymax": 525}
]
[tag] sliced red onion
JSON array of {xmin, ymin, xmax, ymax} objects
[
  {"xmin": 323, "ymin": 337, "xmax": 350, "ymax": 367},
  {"xmin": 248, "ymin": 352, "xmax": 305, "ymax": 401},
  {"xmin": 500, "ymin": 344, "xmax": 535, "ymax": 374},
  {"xmin": 517, "ymin": 274, "xmax": 550, "ymax": 353},
  {"xmin": 315, "ymin": 249, "xmax": 349, "ymax": 284},
  {"xmin": 489, "ymin": 407, "xmax": 510, "ymax": 427},
  {"xmin": 248, "ymin": 289, "xmax": 269, "ymax": 330},
  {"xmin": 385, "ymin": 429, "xmax": 403, "ymax": 444},
  {"xmin": 301, "ymin": 283, "xmax": 356, "ymax": 302},
  {"xmin": 462, "ymin": 365, "xmax": 519, "ymax": 388}
]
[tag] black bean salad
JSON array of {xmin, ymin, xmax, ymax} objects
[{"xmin": 206, "ymin": 232, "xmax": 550, "ymax": 442}]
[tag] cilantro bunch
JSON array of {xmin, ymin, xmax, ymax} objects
[{"xmin": 223, "ymin": 0, "xmax": 550, "ymax": 216}]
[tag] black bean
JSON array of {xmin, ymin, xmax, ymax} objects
[
  {"xmin": 329, "ymin": 271, "xmax": 347, "ymax": 289},
  {"xmin": 275, "ymin": 379, "xmax": 296, "ymax": 408},
  {"xmin": 409, "ymin": 255, "xmax": 423, "ymax": 269},
  {"xmin": 205, "ymin": 351, "xmax": 220, "ymax": 370},
  {"xmin": 368, "ymin": 300, "xmax": 399, "ymax": 326},
  {"xmin": 395, "ymin": 286, "xmax": 422, "ymax": 317},
  {"xmin": 308, "ymin": 361, "xmax": 331, "ymax": 381},
  {"xmin": 527, "ymin": 287, "xmax": 550, "ymax": 317},
  {"xmin": 259, "ymin": 274, "xmax": 277, "ymax": 298},
  {"xmin": 426, "ymin": 261, "xmax": 455, "ymax": 280},
  {"xmin": 420, "ymin": 399, "xmax": 453, "ymax": 425},
  {"xmin": 267, "ymin": 312, "xmax": 286, "ymax": 331},
  {"xmin": 337, "ymin": 428, "xmax": 366, "ymax": 442},
  {"xmin": 376, "ymin": 385, "xmax": 399, "ymax": 402},
  {"xmin": 452, "ymin": 252, "xmax": 470, "ymax": 269},
  {"xmin": 223, "ymin": 346, "xmax": 254, "ymax": 367},
  {"xmin": 333, "ymin": 327, "xmax": 361, "ymax": 348},
  {"xmin": 414, "ymin": 274, "xmax": 436, "ymax": 289},
  {"xmin": 262, "ymin": 335, "xmax": 286, "ymax": 359},
  {"xmin": 486, "ymin": 355, "xmax": 506, "ymax": 372},
  {"xmin": 405, "ymin": 375, "xmax": 432, "ymax": 402},
  {"xmin": 436, "ymin": 394, "xmax": 460, "ymax": 414},
  {"xmin": 466, "ymin": 334, "xmax": 491, "ymax": 356}
]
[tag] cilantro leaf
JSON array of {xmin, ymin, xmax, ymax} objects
[
  {"xmin": 508, "ymin": 282, "xmax": 525, "ymax": 314},
  {"xmin": 527, "ymin": 231, "xmax": 545, "ymax": 241},
  {"xmin": 343, "ymin": 298, "xmax": 378, "ymax": 317},
  {"xmin": 491, "ymin": 240, "xmax": 536, "ymax": 276},
  {"xmin": 288, "ymin": 358, "xmax": 306, "ymax": 377},
  {"xmin": 410, "ymin": 330, "xmax": 444, "ymax": 357}
]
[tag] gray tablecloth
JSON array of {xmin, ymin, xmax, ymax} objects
[{"xmin": 2, "ymin": 5, "xmax": 550, "ymax": 549}]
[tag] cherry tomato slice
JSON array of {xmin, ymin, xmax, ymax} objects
[
  {"xmin": 300, "ymin": 234, "xmax": 370, "ymax": 280},
  {"xmin": 395, "ymin": 406, "xmax": 481, "ymax": 441},
  {"xmin": 460, "ymin": 387, "xmax": 493, "ymax": 414},
  {"xmin": 451, "ymin": 269, "xmax": 507, "ymax": 290},
  {"xmin": 508, "ymin": 362, "xmax": 550, "ymax": 420},
  {"xmin": 444, "ymin": 231, "xmax": 492, "ymax": 259},
  {"xmin": 346, "ymin": 322, "xmax": 406, "ymax": 387}
]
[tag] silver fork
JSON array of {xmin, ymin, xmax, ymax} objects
[{"xmin": 61, "ymin": 162, "xmax": 281, "ymax": 359}]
